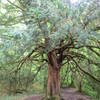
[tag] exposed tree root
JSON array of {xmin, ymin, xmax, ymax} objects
[{"xmin": 42, "ymin": 96, "xmax": 64, "ymax": 100}]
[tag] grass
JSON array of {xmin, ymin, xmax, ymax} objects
[{"xmin": 0, "ymin": 94, "xmax": 26, "ymax": 100}]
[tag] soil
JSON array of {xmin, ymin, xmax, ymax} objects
[{"xmin": 20, "ymin": 88, "xmax": 92, "ymax": 100}]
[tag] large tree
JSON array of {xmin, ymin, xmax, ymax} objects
[{"xmin": 0, "ymin": 0, "xmax": 100, "ymax": 99}]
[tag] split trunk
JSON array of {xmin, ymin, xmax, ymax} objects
[{"xmin": 46, "ymin": 52, "xmax": 61, "ymax": 100}]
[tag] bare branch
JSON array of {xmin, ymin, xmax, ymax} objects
[
  {"xmin": 88, "ymin": 47, "xmax": 100, "ymax": 57},
  {"xmin": 10, "ymin": 47, "xmax": 38, "ymax": 73},
  {"xmin": 70, "ymin": 51, "xmax": 100, "ymax": 66},
  {"xmin": 72, "ymin": 58, "xmax": 100, "ymax": 83},
  {"xmin": 28, "ymin": 63, "xmax": 46, "ymax": 83},
  {"xmin": 7, "ymin": 0, "xmax": 25, "ymax": 11}
]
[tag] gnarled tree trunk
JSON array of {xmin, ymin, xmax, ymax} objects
[
  {"xmin": 45, "ymin": 51, "xmax": 61, "ymax": 100},
  {"xmin": 47, "ymin": 64, "xmax": 60, "ymax": 99}
]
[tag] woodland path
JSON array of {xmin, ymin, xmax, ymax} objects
[{"xmin": 20, "ymin": 88, "xmax": 92, "ymax": 100}]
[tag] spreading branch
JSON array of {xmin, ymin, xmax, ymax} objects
[
  {"xmin": 72, "ymin": 57, "xmax": 100, "ymax": 83},
  {"xmin": 7, "ymin": 0, "xmax": 25, "ymax": 11}
]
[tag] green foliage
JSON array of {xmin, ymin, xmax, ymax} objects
[{"xmin": 0, "ymin": 0, "xmax": 100, "ymax": 99}]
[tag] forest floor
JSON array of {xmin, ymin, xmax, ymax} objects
[{"xmin": 21, "ymin": 88, "xmax": 92, "ymax": 100}]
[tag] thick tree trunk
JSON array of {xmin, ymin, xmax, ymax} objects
[
  {"xmin": 47, "ymin": 64, "xmax": 60, "ymax": 99},
  {"xmin": 45, "ymin": 52, "xmax": 61, "ymax": 100}
]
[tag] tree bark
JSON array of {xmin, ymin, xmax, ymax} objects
[{"xmin": 46, "ymin": 52, "xmax": 61, "ymax": 100}]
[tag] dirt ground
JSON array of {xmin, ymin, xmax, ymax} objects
[{"xmin": 21, "ymin": 88, "xmax": 92, "ymax": 100}]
